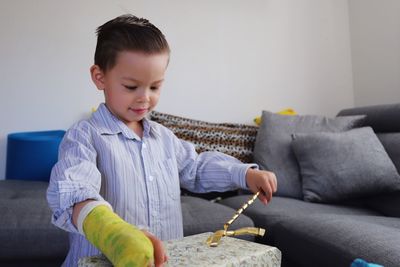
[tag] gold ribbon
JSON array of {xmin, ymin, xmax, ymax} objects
[{"xmin": 207, "ymin": 191, "xmax": 266, "ymax": 247}]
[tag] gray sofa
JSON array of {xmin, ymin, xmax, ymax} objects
[
  {"xmin": 1, "ymin": 103, "xmax": 399, "ymax": 267},
  {"xmin": 220, "ymin": 103, "xmax": 400, "ymax": 267}
]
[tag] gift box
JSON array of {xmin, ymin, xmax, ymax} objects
[{"xmin": 78, "ymin": 232, "xmax": 281, "ymax": 267}]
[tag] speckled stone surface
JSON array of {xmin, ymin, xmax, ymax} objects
[{"xmin": 78, "ymin": 232, "xmax": 281, "ymax": 267}]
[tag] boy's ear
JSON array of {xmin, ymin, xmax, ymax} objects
[{"xmin": 90, "ymin": 65, "xmax": 106, "ymax": 91}]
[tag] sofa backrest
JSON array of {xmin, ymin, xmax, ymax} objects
[
  {"xmin": 337, "ymin": 103, "xmax": 400, "ymax": 132},
  {"xmin": 337, "ymin": 103, "xmax": 400, "ymax": 172}
]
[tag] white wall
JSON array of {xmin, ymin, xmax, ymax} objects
[
  {"xmin": 349, "ymin": 0, "xmax": 400, "ymax": 106},
  {"xmin": 0, "ymin": 0, "xmax": 354, "ymax": 179}
]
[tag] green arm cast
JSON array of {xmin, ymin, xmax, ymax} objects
[{"xmin": 83, "ymin": 205, "xmax": 154, "ymax": 267}]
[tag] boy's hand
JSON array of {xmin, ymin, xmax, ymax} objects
[
  {"xmin": 82, "ymin": 205, "xmax": 155, "ymax": 267},
  {"xmin": 142, "ymin": 230, "xmax": 168, "ymax": 267},
  {"xmin": 245, "ymin": 168, "xmax": 277, "ymax": 205}
]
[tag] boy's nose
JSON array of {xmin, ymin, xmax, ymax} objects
[{"xmin": 136, "ymin": 89, "xmax": 150, "ymax": 103}]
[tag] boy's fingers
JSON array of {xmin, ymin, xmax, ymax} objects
[
  {"xmin": 265, "ymin": 171, "xmax": 277, "ymax": 192},
  {"xmin": 258, "ymin": 193, "xmax": 268, "ymax": 205},
  {"xmin": 264, "ymin": 183, "xmax": 272, "ymax": 202},
  {"xmin": 273, "ymin": 173, "xmax": 278, "ymax": 192},
  {"xmin": 258, "ymin": 183, "xmax": 272, "ymax": 204},
  {"xmin": 153, "ymin": 239, "xmax": 166, "ymax": 267},
  {"xmin": 152, "ymin": 249, "xmax": 168, "ymax": 267},
  {"xmin": 269, "ymin": 174, "xmax": 277, "ymax": 193},
  {"xmin": 142, "ymin": 230, "xmax": 166, "ymax": 267}
]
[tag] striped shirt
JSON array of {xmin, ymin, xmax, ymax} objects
[{"xmin": 47, "ymin": 103, "xmax": 255, "ymax": 266}]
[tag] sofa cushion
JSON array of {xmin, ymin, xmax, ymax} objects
[
  {"xmin": 219, "ymin": 195, "xmax": 379, "ymax": 245},
  {"xmin": 0, "ymin": 180, "xmax": 68, "ymax": 261},
  {"xmin": 252, "ymin": 111, "xmax": 366, "ymax": 199},
  {"xmin": 291, "ymin": 127, "xmax": 400, "ymax": 202},
  {"xmin": 150, "ymin": 111, "xmax": 258, "ymax": 163},
  {"xmin": 181, "ymin": 196, "xmax": 254, "ymax": 239},
  {"xmin": 0, "ymin": 180, "xmax": 56, "ymax": 200},
  {"xmin": 364, "ymin": 192, "xmax": 400, "ymax": 218},
  {"xmin": 377, "ymin": 133, "xmax": 400, "ymax": 173},
  {"xmin": 273, "ymin": 214, "xmax": 400, "ymax": 267}
]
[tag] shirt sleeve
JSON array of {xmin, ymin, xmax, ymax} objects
[
  {"xmin": 174, "ymin": 136, "xmax": 258, "ymax": 193},
  {"xmin": 46, "ymin": 125, "xmax": 106, "ymax": 234}
]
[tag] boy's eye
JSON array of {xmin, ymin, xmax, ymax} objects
[
  {"xmin": 150, "ymin": 86, "xmax": 159, "ymax": 91},
  {"xmin": 124, "ymin": 85, "xmax": 137, "ymax": 90}
]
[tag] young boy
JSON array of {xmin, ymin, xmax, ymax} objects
[{"xmin": 47, "ymin": 14, "xmax": 277, "ymax": 267}]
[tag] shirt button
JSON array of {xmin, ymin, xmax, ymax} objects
[
  {"xmin": 142, "ymin": 143, "xmax": 147, "ymax": 148},
  {"xmin": 149, "ymin": 175, "xmax": 154, "ymax": 181}
]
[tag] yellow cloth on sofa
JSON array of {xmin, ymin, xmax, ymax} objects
[{"xmin": 254, "ymin": 108, "xmax": 297, "ymax": 125}]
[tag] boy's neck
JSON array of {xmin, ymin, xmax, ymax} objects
[
  {"xmin": 127, "ymin": 121, "xmax": 144, "ymax": 139},
  {"xmin": 103, "ymin": 104, "xmax": 144, "ymax": 139}
]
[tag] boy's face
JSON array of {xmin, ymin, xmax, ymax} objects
[{"xmin": 91, "ymin": 51, "xmax": 169, "ymax": 129}]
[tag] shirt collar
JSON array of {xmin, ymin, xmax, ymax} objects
[{"xmin": 91, "ymin": 103, "xmax": 160, "ymax": 140}]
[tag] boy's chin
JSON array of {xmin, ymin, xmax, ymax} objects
[{"xmin": 128, "ymin": 114, "xmax": 149, "ymax": 122}]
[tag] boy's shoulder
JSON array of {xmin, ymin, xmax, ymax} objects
[
  {"xmin": 68, "ymin": 105, "xmax": 119, "ymax": 136},
  {"xmin": 65, "ymin": 117, "xmax": 97, "ymax": 136}
]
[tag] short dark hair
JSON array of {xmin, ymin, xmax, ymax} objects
[{"xmin": 94, "ymin": 14, "xmax": 170, "ymax": 72}]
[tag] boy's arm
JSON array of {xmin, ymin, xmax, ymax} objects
[
  {"xmin": 47, "ymin": 127, "xmax": 103, "ymax": 233},
  {"xmin": 174, "ymin": 136, "xmax": 277, "ymax": 203},
  {"xmin": 72, "ymin": 200, "xmax": 92, "ymax": 226},
  {"xmin": 72, "ymin": 200, "xmax": 167, "ymax": 267},
  {"xmin": 173, "ymin": 137, "xmax": 257, "ymax": 193}
]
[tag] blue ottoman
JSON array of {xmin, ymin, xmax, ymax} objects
[{"xmin": 6, "ymin": 130, "xmax": 65, "ymax": 181}]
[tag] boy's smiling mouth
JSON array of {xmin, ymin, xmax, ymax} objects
[{"xmin": 129, "ymin": 107, "xmax": 149, "ymax": 115}]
